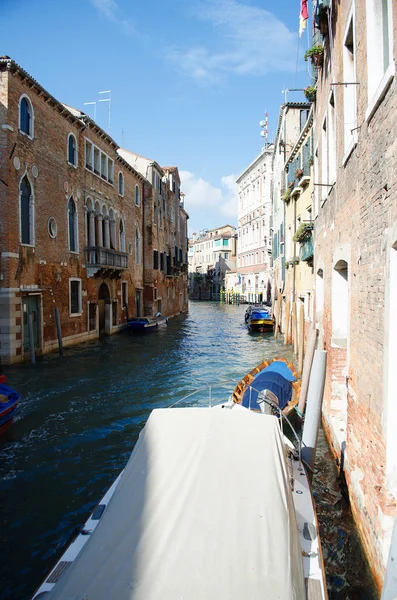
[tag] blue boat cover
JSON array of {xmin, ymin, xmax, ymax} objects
[
  {"xmin": 0, "ymin": 384, "xmax": 20, "ymax": 412},
  {"xmin": 242, "ymin": 361, "xmax": 295, "ymax": 410}
]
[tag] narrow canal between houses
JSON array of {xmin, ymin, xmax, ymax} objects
[{"xmin": 0, "ymin": 302, "xmax": 377, "ymax": 599}]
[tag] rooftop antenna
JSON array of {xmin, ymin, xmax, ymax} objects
[
  {"xmin": 83, "ymin": 101, "xmax": 97, "ymax": 121},
  {"xmin": 98, "ymin": 90, "xmax": 111, "ymax": 134},
  {"xmin": 282, "ymin": 87, "xmax": 306, "ymax": 103}
]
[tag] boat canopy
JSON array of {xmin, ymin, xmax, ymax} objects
[
  {"xmin": 242, "ymin": 361, "xmax": 296, "ymax": 410},
  {"xmin": 47, "ymin": 408, "xmax": 305, "ymax": 600}
]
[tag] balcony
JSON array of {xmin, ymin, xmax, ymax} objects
[{"xmin": 85, "ymin": 247, "xmax": 128, "ymax": 272}]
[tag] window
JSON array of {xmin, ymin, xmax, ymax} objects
[
  {"xmin": 70, "ymin": 279, "xmax": 82, "ymax": 315},
  {"xmin": 84, "ymin": 138, "xmax": 114, "ymax": 184},
  {"xmin": 343, "ymin": 16, "xmax": 357, "ymax": 158},
  {"xmin": 94, "ymin": 147, "xmax": 100, "ymax": 175},
  {"xmin": 224, "ymin": 253, "xmax": 229, "ymax": 259},
  {"xmin": 321, "ymin": 117, "xmax": 328, "ymax": 202},
  {"xmin": 154, "ymin": 287, "xmax": 158, "ymax": 300},
  {"xmin": 68, "ymin": 134, "xmax": 77, "ymax": 166},
  {"xmin": 68, "ymin": 197, "xmax": 78, "ymax": 252},
  {"xmin": 160, "ymin": 252, "xmax": 164, "ymax": 271},
  {"xmin": 153, "ymin": 250, "xmax": 159, "ymax": 269},
  {"xmin": 366, "ymin": 0, "xmax": 394, "ymax": 113},
  {"xmin": 328, "ymin": 93, "xmax": 336, "ymax": 184},
  {"xmin": 20, "ymin": 175, "xmax": 34, "ymax": 245},
  {"xmin": 119, "ymin": 219, "xmax": 125, "ymax": 252},
  {"xmin": 118, "ymin": 172, "xmax": 124, "ymax": 196},
  {"xmin": 135, "ymin": 228, "xmax": 141, "ymax": 264},
  {"xmin": 85, "ymin": 139, "xmax": 93, "ymax": 170},
  {"xmin": 19, "ymin": 95, "xmax": 33, "ymax": 137},
  {"xmin": 108, "ymin": 158, "xmax": 114, "ymax": 184},
  {"xmin": 135, "ymin": 185, "xmax": 140, "ymax": 206},
  {"xmin": 101, "ymin": 153, "xmax": 108, "ymax": 180},
  {"xmin": 121, "ymin": 281, "xmax": 128, "ymax": 307}
]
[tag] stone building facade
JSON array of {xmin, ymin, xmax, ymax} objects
[
  {"xmin": 283, "ymin": 108, "xmax": 315, "ymax": 335},
  {"xmin": 236, "ymin": 147, "xmax": 273, "ymax": 304},
  {"xmin": 0, "ymin": 57, "xmax": 188, "ymax": 364},
  {"xmin": 118, "ymin": 149, "xmax": 188, "ymax": 316},
  {"xmin": 188, "ymin": 225, "xmax": 237, "ymax": 300},
  {"xmin": 272, "ymin": 102, "xmax": 311, "ymax": 312},
  {"xmin": 311, "ymin": 0, "xmax": 397, "ymax": 588}
]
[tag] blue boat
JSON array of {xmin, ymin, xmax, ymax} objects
[
  {"xmin": 244, "ymin": 305, "xmax": 274, "ymax": 332},
  {"xmin": 127, "ymin": 313, "xmax": 168, "ymax": 333},
  {"xmin": 0, "ymin": 380, "xmax": 20, "ymax": 435},
  {"xmin": 232, "ymin": 357, "xmax": 299, "ymax": 414}
]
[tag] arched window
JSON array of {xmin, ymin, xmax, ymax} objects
[
  {"xmin": 119, "ymin": 219, "xmax": 125, "ymax": 252},
  {"xmin": 135, "ymin": 184, "xmax": 140, "ymax": 206},
  {"xmin": 118, "ymin": 172, "xmax": 124, "ymax": 196},
  {"xmin": 20, "ymin": 175, "xmax": 34, "ymax": 244},
  {"xmin": 135, "ymin": 228, "xmax": 141, "ymax": 265},
  {"xmin": 19, "ymin": 95, "xmax": 33, "ymax": 137},
  {"xmin": 68, "ymin": 134, "xmax": 77, "ymax": 166},
  {"xmin": 68, "ymin": 197, "xmax": 78, "ymax": 252},
  {"xmin": 109, "ymin": 209, "xmax": 116, "ymax": 249}
]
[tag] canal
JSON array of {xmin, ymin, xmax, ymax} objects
[{"xmin": 0, "ymin": 302, "xmax": 377, "ymax": 599}]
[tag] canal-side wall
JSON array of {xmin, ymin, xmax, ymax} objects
[{"xmin": 312, "ymin": 0, "xmax": 397, "ymax": 589}]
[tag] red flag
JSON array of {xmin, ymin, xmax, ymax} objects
[{"xmin": 299, "ymin": 0, "xmax": 308, "ymax": 37}]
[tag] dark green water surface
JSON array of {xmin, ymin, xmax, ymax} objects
[{"xmin": 0, "ymin": 302, "xmax": 377, "ymax": 599}]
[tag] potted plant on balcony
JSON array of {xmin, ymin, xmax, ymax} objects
[
  {"xmin": 281, "ymin": 189, "xmax": 291, "ymax": 203},
  {"xmin": 304, "ymin": 45, "xmax": 324, "ymax": 67},
  {"xmin": 304, "ymin": 86, "xmax": 317, "ymax": 102},
  {"xmin": 292, "ymin": 222, "xmax": 314, "ymax": 243}
]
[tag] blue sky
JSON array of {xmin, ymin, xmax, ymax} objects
[{"xmin": 2, "ymin": 0, "xmax": 313, "ymax": 234}]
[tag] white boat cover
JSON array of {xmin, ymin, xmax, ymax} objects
[{"xmin": 48, "ymin": 408, "xmax": 305, "ymax": 600}]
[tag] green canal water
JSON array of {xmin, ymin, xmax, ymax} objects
[{"xmin": 0, "ymin": 302, "xmax": 377, "ymax": 599}]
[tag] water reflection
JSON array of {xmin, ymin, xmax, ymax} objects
[{"xmin": 0, "ymin": 302, "xmax": 376, "ymax": 599}]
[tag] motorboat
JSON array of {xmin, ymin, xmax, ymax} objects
[
  {"xmin": 0, "ymin": 375, "xmax": 20, "ymax": 435},
  {"xmin": 32, "ymin": 384, "xmax": 327, "ymax": 600},
  {"xmin": 244, "ymin": 304, "xmax": 274, "ymax": 332},
  {"xmin": 232, "ymin": 357, "xmax": 300, "ymax": 416},
  {"xmin": 127, "ymin": 313, "xmax": 168, "ymax": 332}
]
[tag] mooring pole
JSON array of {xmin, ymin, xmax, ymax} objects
[
  {"xmin": 301, "ymin": 349, "xmax": 327, "ymax": 481},
  {"xmin": 55, "ymin": 307, "xmax": 63, "ymax": 356},
  {"xmin": 28, "ymin": 312, "xmax": 36, "ymax": 365}
]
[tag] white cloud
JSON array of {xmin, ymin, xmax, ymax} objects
[
  {"xmin": 90, "ymin": 0, "xmax": 135, "ymax": 34},
  {"xmin": 180, "ymin": 170, "xmax": 238, "ymax": 234},
  {"xmin": 166, "ymin": 0, "xmax": 296, "ymax": 83}
]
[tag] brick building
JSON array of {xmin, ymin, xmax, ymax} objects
[
  {"xmin": 118, "ymin": 149, "xmax": 189, "ymax": 316},
  {"xmin": 0, "ymin": 57, "xmax": 188, "ymax": 364},
  {"xmin": 311, "ymin": 0, "xmax": 396, "ymax": 588}
]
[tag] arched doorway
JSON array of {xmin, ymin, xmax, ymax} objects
[{"xmin": 98, "ymin": 282, "xmax": 111, "ymax": 336}]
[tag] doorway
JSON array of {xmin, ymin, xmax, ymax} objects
[
  {"xmin": 136, "ymin": 290, "xmax": 141, "ymax": 317},
  {"xmin": 22, "ymin": 295, "xmax": 40, "ymax": 352},
  {"xmin": 98, "ymin": 282, "xmax": 111, "ymax": 336}
]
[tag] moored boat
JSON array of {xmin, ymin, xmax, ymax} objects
[
  {"xmin": 0, "ymin": 379, "xmax": 20, "ymax": 435},
  {"xmin": 244, "ymin": 304, "xmax": 274, "ymax": 332},
  {"xmin": 32, "ymin": 385, "xmax": 327, "ymax": 600},
  {"xmin": 127, "ymin": 313, "xmax": 168, "ymax": 332},
  {"xmin": 232, "ymin": 356, "xmax": 301, "ymax": 416}
]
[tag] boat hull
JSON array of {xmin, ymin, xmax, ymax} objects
[{"xmin": 0, "ymin": 383, "xmax": 20, "ymax": 435}]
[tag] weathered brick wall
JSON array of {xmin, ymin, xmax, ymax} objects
[
  {"xmin": 0, "ymin": 63, "xmax": 147, "ymax": 361},
  {"xmin": 313, "ymin": 0, "xmax": 397, "ymax": 588}
]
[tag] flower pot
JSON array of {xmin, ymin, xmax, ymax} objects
[{"xmin": 312, "ymin": 52, "xmax": 323, "ymax": 68}]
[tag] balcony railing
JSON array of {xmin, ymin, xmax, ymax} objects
[{"xmin": 85, "ymin": 247, "xmax": 128, "ymax": 269}]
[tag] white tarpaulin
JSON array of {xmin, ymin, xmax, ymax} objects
[{"xmin": 48, "ymin": 408, "xmax": 306, "ymax": 600}]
